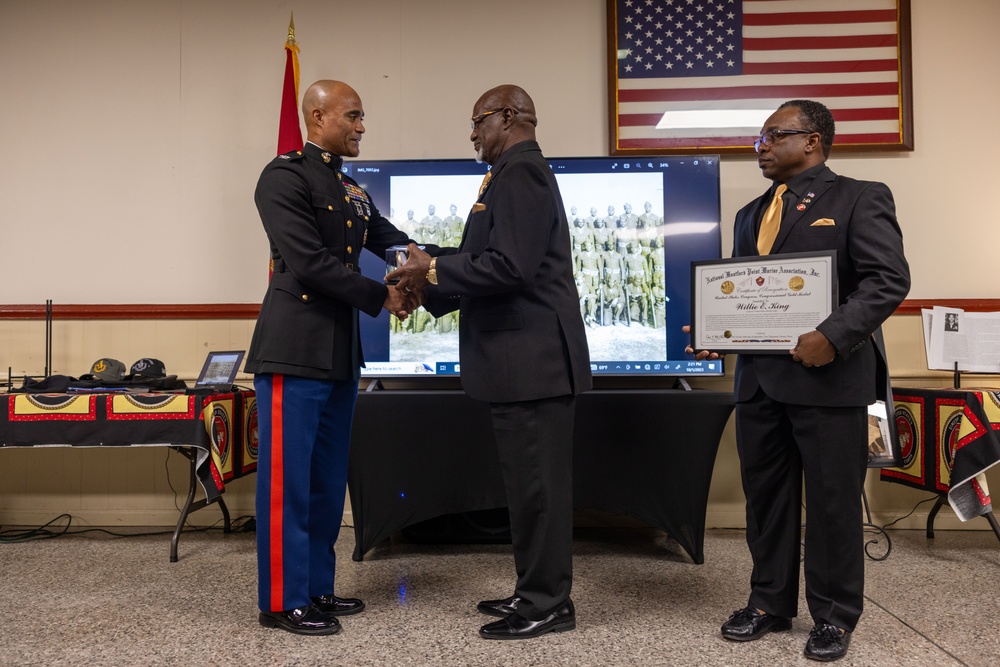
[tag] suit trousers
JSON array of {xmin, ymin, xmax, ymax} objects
[
  {"xmin": 736, "ymin": 386, "xmax": 868, "ymax": 631},
  {"xmin": 254, "ymin": 373, "xmax": 359, "ymax": 612},
  {"xmin": 490, "ymin": 394, "xmax": 576, "ymax": 620}
]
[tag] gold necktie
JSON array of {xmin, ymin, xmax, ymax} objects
[
  {"xmin": 478, "ymin": 171, "xmax": 492, "ymax": 197},
  {"xmin": 756, "ymin": 183, "xmax": 787, "ymax": 255}
]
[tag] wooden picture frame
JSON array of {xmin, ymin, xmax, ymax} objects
[{"xmin": 607, "ymin": 0, "xmax": 913, "ymax": 155}]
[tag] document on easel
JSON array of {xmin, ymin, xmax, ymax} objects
[{"xmin": 923, "ymin": 306, "xmax": 1000, "ymax": 372}]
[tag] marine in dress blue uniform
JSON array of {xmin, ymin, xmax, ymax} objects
[{"xmin": 247, "ymin": 80, "xmax": 420, "ymax": 636}]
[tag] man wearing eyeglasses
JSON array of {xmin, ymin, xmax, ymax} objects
[
  {"xmin": 385, "ymin": 84, "xmax": 592, "ymax": 640},
  {"xmin": 690, "ymin": 100, "xmax": 909, "ymax": 661}
]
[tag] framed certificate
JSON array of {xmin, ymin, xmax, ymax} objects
[{"xmin": 690, "ymin": 251, "xmax": 838, "ymax": 354}]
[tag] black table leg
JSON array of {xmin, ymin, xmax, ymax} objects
[
  {"xmin": 169, "ymin": 447, "xmax": 232, "ymax": 562},
  {"xmin": 926, "ymin": 494, "xmax": 947, "ymax": 539}
]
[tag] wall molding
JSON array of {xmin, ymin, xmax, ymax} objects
[
  {"xmin": 0, "ymin": 304, "xmax": 261, "ymax": 320},
  {"xmin": 2, "ymin": 299, "xmax": 999, "ymax": 320}
]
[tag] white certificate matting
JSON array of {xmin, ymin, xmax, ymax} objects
[{"xmin": 690, "ymin": 251, "xmax": 837, "ymax": 354}]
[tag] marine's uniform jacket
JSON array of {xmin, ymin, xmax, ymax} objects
[{"xmin": 246, "ymin": 142, "xmax": 415, "ymax": 381}]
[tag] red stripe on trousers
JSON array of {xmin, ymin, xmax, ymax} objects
[{"xmin": 269, "ymin": 374, "xmax": 285, "ymax": 609}]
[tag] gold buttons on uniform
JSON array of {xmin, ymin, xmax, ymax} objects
[
  {"xmin": 344, "ymin": 195, "xmax": 350, "ymax": 202},
  {"xmin": 347, "ymin": 246, "xmax": 353, "ymax": 254},
  {"xmin": 347, "ymin": 220, "xmax": 352, "ymax": 228},
  {"xmin": 328, "ymin": 205, "xmax": 333, "ymax": 211},
  {"xmin": 302, "ymin": 294, "xmax": 309, "ymax": 301}
]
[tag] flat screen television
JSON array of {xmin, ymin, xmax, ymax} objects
[{"xmin": 342, "ymin": 154, "xmax": 724, "ymax": 378}]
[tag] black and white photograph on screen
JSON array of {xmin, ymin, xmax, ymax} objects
[
  {"xmin": 385, "ymin": 170, "xmax": 670, "ymax": 366},
  {"xmin": 556, "ymin": 171, "xmax": 668, "ymax": 363},
  {"xmin": 386, "ymin": 174, "xmax": 479, "ymax": 364}
]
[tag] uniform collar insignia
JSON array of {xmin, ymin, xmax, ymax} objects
[{"xmin": 321, "ymin": 152, "xmax": 332, "ymax": 163}]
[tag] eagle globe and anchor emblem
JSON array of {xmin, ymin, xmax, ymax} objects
[{"xmin": 210, "ymin": 405, "xmax": 231, "ymax": 467}]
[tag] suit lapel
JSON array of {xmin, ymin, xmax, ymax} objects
[
  {"xmin": 737, "ymin": 191, "xmax": 769, "ymax": 256},
  {"xmin": 769, "ymin": 167, "xmax": 836, "ymax": 255}
]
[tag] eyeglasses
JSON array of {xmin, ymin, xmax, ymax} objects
[
  {"xmin": 754, "ymin": 128, "xmax": 815, "ymax": 152},
  {"xmin": 471, "ymin": 107, "xmax": 518, "ymax": 130}
]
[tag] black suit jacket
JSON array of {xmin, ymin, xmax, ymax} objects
[
  {"xmin": 246, "ymin": 143, "xmax": 416, "ymax": 380},
  {"xmin": 426, "ymin": 141, "xmax": 592, "ymax": 403},
  {"xmin": 733, "ymin": 165, "xmax": 910, "ymax": 407}
]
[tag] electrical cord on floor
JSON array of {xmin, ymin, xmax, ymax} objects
[
  {"xmin": 0, "ymin": 513, "xmax": 257, "ymax": 543},
  {"xmin": 0, "ymin": 514, "xmax": 73, "ymax": 542},
  {"xmin": 879, "ymin": 494, "xmax": 940, "ymax": 530}
]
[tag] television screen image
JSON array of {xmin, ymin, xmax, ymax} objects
[{"xmin": 343, "ymin": 155, "xmax": 723, "ymax": 378}]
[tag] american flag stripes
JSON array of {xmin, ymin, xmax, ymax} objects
[{"xmin": 609, "ymin": 0, "xmax": 912, "ymax": 154}]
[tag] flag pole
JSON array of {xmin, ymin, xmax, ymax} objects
[{"xmin": 276, "ymin": 12, "xmax": 303, "ymax": 156}]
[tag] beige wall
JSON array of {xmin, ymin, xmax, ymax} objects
[
  {"xmin": 3, "ymin": 1, "xmax": 1000, "ymax": 531},
  {"xmin": 1, "ymin": 0, "xmax": 999, "ymax": 303}
]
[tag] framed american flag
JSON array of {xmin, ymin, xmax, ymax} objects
[{"xmin": 607, "ymin": 0, "xmax": 913, "ymax": 155}]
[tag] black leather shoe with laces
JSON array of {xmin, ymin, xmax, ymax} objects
[
  {"xmin": 721, "ymin": 606, "xmax": 792, "ymax": 641},
  {"xmin": 311, "ymin": 594, "xmax": 366, "ymax": 616},
  {"xmin": 804, "ymin": 623, "xmax": 851, "ymax": 661},
  {"xmin": 259, "ymin": 604, "xmax": 341, "ymax": 635},
  {"xmin": 477, "ymin": 595, "xmax": 521, "ymax": 617}
]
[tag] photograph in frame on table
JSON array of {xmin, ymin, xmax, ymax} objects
[
  {"xmin": 606, "ymin": 0, "xmax": 914, "ymax": 155},
  {"xmin": 690, "ymin": 251, "xmax": 837, "ymax": 354}
]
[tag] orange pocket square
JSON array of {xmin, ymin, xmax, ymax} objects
[
  {"xmin": 810, "ymin": 218, "xmax": 835, "ymax": 226},
  {"xmin": 472, "ymin": 203, "xmax": 486, "ymax": 213}
]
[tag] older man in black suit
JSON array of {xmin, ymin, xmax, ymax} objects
[
  {"xmin": 387, "ymin": 84, "xmax": 592, "ymax": 640},
  {"xmin": 691, "ymin": 99, "xmax": 909, "ymax": 661}
]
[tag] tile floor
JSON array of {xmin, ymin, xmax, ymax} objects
[{"xmin": 0, "ymin": 522, "xmax": 997, "ymax": 666}]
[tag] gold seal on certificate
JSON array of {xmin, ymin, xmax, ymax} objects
[{"xmin": 690, "ymin": 251, "xmax": 838, "ymax": 354}]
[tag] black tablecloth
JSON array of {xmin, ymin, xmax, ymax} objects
[{"xmin": 348, "ymin": 389, "xmax": 734, "ymax": 563}]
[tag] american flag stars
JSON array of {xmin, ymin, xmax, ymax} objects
[{"xmin": 619, "ymin": 0, "xmax": 741, "ymax": 77}]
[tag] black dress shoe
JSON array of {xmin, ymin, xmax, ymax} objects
[
  {"xmin": 721, "ymin": 606, "xmax": 792, "ymax": 641},
  {"xmin": 311, "ymin": 594, "xmax": 366, "ymax": 616},
  {"xmin": 477, "ymin": 595, "xmax": 521, "ymax": 617},
  {"xmin": 259, "ymin": 604, "xmax": 341, "ymax": 635},
  {"xmin": 804, "ymin": 623, "xmax": 851, "ymax": 661},
  {"xmin": 479, "ymin": 600, "xmax": 576, "ymax": 640}
]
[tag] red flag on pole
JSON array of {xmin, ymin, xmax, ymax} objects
[
  {"xmin": 270, "ymin": 15, "xmax": 303, "ymax": 280},
  {"xmin": 276, "ymin": 14, "xmax": 302, "ymax": 155}
]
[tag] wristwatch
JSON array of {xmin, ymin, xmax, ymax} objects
[{"xmin": 426, "ymin": 257, "xmax": 438, "ymax": 285}]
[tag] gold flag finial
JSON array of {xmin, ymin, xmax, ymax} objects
[{"xmin": 286, "ymin": 12, "xmax": 296, "ymax": 46}]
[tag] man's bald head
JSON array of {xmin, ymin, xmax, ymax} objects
[
  {"xmin": 475, "ymin": 85, "xmax": 538, "ymax": 129},
  {"xmin": 470, "ymin": 84, "xmax": 539, "ymax": 165},
  {"xmin": 302, "ymin": 80, "xmax": 366, "ymax": 157}
]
